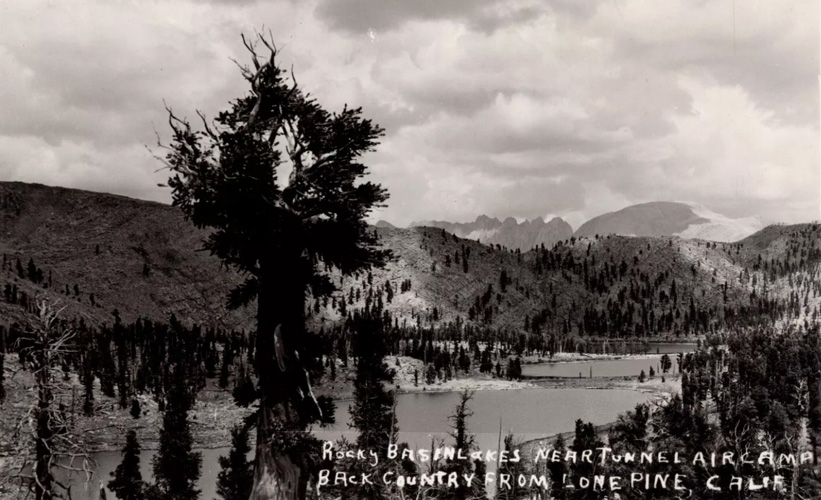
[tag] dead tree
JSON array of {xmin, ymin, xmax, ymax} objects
[{"xmin": 12, "ymin": 300, "xmax": 91, "ymax": 500}]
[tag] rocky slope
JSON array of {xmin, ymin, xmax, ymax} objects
[{"xmin": 0, "ymin": 181, "xmax": 251, "ymax": 329}]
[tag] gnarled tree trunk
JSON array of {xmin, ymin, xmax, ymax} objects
[
  {"xmin": 250, "ymin": 407, "xmax": 302, "ymax": 500},
  {"xmin": 250, "ymin": 247, "xmax": 313, "ymax": 500}
]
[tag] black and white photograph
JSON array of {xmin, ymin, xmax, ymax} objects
[{"xmin": 0, "ymin": 1, "xmax": 819, "ymax": 499}]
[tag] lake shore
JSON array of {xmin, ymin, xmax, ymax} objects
[
  {"xmin": 0, "ymin": 352, "xmax": 680, "ymax": 499},
  {"xmin": 520, "ymin": 352, "xmax": 666, "ymax": 365},
  {"xmin": 2, "ymin": 353, "xmax": 678, "ymax": 452}
]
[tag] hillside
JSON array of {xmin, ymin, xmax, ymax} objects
[
  {"xmin": 734, "ymin": 222, "xmax": 821, "ymax": 326},
  {"xmin": 313, "ymin": 226, "xmax": 547, "ymax": 330},
  {"xmin": 0, "ymin": 182, "xmax": 816, "ymax": 340},
  {"xmin": 315, "ymin": 226, "xmax": 813, "ymax": 341},
  {"xmin": 0, "ymin": 181, "xmax": 251, "ymax": 329}
]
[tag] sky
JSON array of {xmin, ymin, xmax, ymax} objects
[{"xmin": 0, "ymin": 0, "xmax": 818, "ymax": 230}]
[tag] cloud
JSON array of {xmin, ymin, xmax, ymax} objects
[
  {"xmin": 0, "ymin": 135, "xmax": 166, "ymax": 202},
  {"xmin": 314, "ymin": 0, "xmax": 544, "ymax": 35},
  {"xmin": 0, "ymin": 0, "xmax": 816, "ymax": 230},
  {"xmin": 642, "ymin": 75, "xmax": 819, "ymax": 220}
]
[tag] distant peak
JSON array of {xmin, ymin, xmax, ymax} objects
[
  {"xmin": 574, "ymin": 200, "xmax": 761, "ymax": 241},
  {"xmin": 475, "ymin": 214, "xmax": 499, "ymax": 224}
]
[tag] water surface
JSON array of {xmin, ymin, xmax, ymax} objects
[
  {"xmin": 68, "ymin": 388, "xmax": 651, "ymax": 499},
  {"xmin": 522, "ymin": 356, "xmax": 670, "ymax": 378}
]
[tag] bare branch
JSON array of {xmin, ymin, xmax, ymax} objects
[
  {"xmin": 258, "ymin": 31, "xmax": 277, "ymax": 60},
  {"xmin": 241, "ymin": 33, "xmax": 260, "ymax": 71},
  {"xmin": 196, "ymin": 110, "xmax": 219, "ymax": 142}
]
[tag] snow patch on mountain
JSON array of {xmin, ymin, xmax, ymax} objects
[
  {"xmin": 465, "ymin": 228, "xmax": 499, "ymax": 242},
  {"xmin": 675, "ymin": 203, "xmax": 763, "ymax": 242}
]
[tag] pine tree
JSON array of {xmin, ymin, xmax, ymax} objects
[
  {"xmin": 472, "ymin": 459, "xmax": 488, "ymax": 500},
  {"xmin": 0, "ymin": 349, "xmax": 5, "ymax": 404},
  {"xmin": 82, "ymin": 353, "xmax": 95, "ymax": 416},
  {"xmin": 0, "ymin": 329, "xmax": 5, "ymax": 404},
  {"xmin": 496, "ymin": 433, "xmax": 528, "ymax": 500},
  {"xmin": 98, "ymin": 336, "xmax": 117, "ymax": 398},
  {"xmin": 219, "ymin": 347, "xmax": 231, "ymax": 389},
  {"xmin": 26, "ymin": 258, "xmax": 37, "ymax": 282},
  {"xmin": 440, "ymin": 390, "xmax": 480, "ymax": 500},
  {"xmin": 108, "ymin": 430, "xmax": 146, "ymax": 500},
  {"xmin": 151, "ymin": 370, "xmax": 201, "ymax": 500},
  {"xmin": 425, "ymin": 363, "xmax": 437, "ymax": 384},
  {"xmin": 547, "ymin": 434, "xmax": 567, "ymax": 499},
  {"xmin": 161, "ymin": 31, "xmax": 389, "ymax": 498},
  {"xmin": 660, "ymin": 353, "xmax": 672, "ymax": 374},
  {"xmin": 216, "ymin": 424, "xmax": 254, "ymax": 500},
  {"xmin": 349, "ymin": 307, "xmax": 396, "ymax": 500},
  {"xmin": 499, "ymin": 269, "xmax": 509, "ymax": 293},
  {"xmin": 506, "ymin": 357, "xmax": 522, "ymax": 380},
  {"xmin": 569, "ymin": 419, "xmax": 604, "ymax": 498},
  {"xmin": 130, "ymin": 399, "xmax": 141, "ymax": 419}
]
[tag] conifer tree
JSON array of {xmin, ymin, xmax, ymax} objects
[
  {"xmin": 108, "ymin": 430, "xmax": 146, "ymax": 500},
  {"xmin": 130, "ymin": 399, "xmax": 141, "ymax": 419},
  {"xmin": 216, "ymin": 424, "xmax": 254, "ymax": 500},
  {"xmin": 348, "ymin": 307, "xmax": 397, "ymax": 500},
  {"xmin": 161, "ymin": 32, "xmax": 388, "ymax": 499},
  {"xmin": 151, "ymin": 369, "xmax": 201, "ymax": 500},
  {"xmin": 440, "ymin": 390, "xmax": 481, "ymax": 500},
  {"xmin": 547, "ymin": 434, "xmax": 567, "ymax": 500},
  {"xmin": 219, "ymin": 346, "xmax": 231, "ymax": 389},
  {"xmin": 472, "ymin": 459, "xmax": 488, "ymax": 500},
  {"xmin": 82, "ymin": 353, "xmax": 95, "ymax": 416},
  {"xmin": 27, "ymin": 258, "xmax": 36, "ymax": 282},
  {"xmin": 496, "ymin": 433, "xmax": 528, "ymax": 500},
  {"xmin": 350, "ymin": 308, "xmax": 394, "ymax": 451},
  {"xmin": 0, "ymin": 329, "xmax": 5, "ymax": 404},
  {"xmin": 660, "ymin": 353, "xmax": 672, "ymax": 374},
  {"xmin": 569, "ymin": 419, "xmax": 603, "ymax": 499}
]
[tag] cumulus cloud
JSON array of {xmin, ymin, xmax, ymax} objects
[
  {"xmin": 0, "ymin": 0, "xmax": 816, "ymax": 229},
  {"xmin": 314, "ymin": 0, "xmax": 541, "ymax": 35}
]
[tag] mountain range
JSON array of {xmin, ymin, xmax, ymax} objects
[
  {"xmin": 0, "ymin": 181, "xmax": 816, "ymax": 338},
  {"xmin": 407, "ymin": 201, "xmax": 763, "ymax": 251}
]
